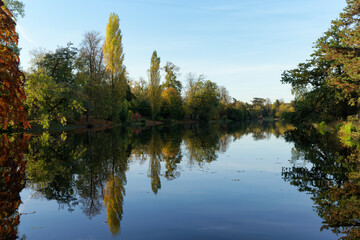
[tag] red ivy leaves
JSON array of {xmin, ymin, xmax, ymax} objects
[
  {"xmin": 0, "ymin": 134, "xmax": 29, "ymax": 240},
  {"xmin": 0, "ymin": 2, "xmax": 30, "ymax": 129}
]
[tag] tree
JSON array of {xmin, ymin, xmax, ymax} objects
[
  {"xmin": 103, "ymin": 13, "xmax": 127, "ymax": 122},
  {"xmin": 163, "ymin": 62, "xmax": 182, "ymax": 93},
  {"xmin": 3, "ymin": 0, "xmax": 24, "ymax": 19},
  {"xmin": 148, "ymin": 51, "xmax": 162, "ymax": 120},
  {"xmin": 77, "ymin": 31, "xmax": 106, "ymax": 124},
  {"xmin": 0, "ymin": 1, "xmax": 29, "ymax": 129},
  {"xmin": 161, "ymin": 87, "xmax": 183, "ymax": 120},
  {"xmin": 184, "ymin": 75, "xmax": 220, "ymax": 121},
  {"xmin": 281, "ymin": 25, "xmax": 358, "ymax": 123},
  {"xmin": 130, "ymin": 77, "xmax": 152, "ymax": 118},
  {"xmin": 36, "ymin": 42, "xmax": 78, "ymax": 84},
  {"xmin": 219, "ymin": 86, "xmax": 231, "ymax": 105},
  {"xmin": 25, "ymin": 46, "xmax": 84, "ymax": 129},
  {"xmin": 321, "ymin": 1, "xmax": 360, "ymax": 106}
]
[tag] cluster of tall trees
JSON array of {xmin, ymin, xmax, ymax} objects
[
  {"xmin": 2, "ymin": 0, "xmax": 296, "ymax": 130},
  {"xmin": 25, "ymin": 31, "xmax": 291, "ymax": 128}
]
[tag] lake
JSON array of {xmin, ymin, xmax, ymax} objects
[{"xmin": 2, "ymin": 122, "xmax": 357, "ymax": 239}]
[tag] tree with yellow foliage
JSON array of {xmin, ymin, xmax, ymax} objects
[
  {"xmin": 103, "ymin": 13, "xmax": 127, "ymax": 121},
  {"xmin": 104, "ymin": 174, "xmax": 126, "ymax": 235},
  {"xmin": 148, "ymin": 51, "xmax": 162, "ymax": 120}
]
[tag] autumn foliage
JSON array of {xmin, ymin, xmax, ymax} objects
[
  {"xmin": 322, "ymin": 0, "xmax": 360, "ymax": 105},
  {"xmin": 0, "ymin": 2, "xmax": 29, "ymax": 129},
  {"xmin": 0, "ymin": 134, "xmax": 29, "ymax": 240}
]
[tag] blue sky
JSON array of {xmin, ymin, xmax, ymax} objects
[{"xmin": 17, "ymin": 0, "xmax": 346, "ymax": 103}]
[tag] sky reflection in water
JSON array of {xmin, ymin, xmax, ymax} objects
[{"xmin": 12, "ymin": 122, "xmax": 343, "ymax": 239}]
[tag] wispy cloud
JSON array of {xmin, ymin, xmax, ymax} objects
[
  {"xmin": 200, "ymin": 4, "xmax": 242, "ymax": 12},
  {"xmin": 202, "ymin": 64, "xmax": 295, "ymax": 76},
  {"xmin": 17, "ymin": 24, "xmax": 35, "ymax": 44}
]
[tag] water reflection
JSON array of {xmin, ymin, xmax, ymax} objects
[
  {"xmin": 0, "ymin": 134, "xmax": 29, "ymax": 240},
  {"xmin": 282, "ymin": 127, "xmax": 360, "ymax": 239},
  {"xmin": 4, "ymin": 121, "xmax": 340, "ymax": 239}
]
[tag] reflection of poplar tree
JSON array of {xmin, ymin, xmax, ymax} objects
[
  {"xmin": 104, "ymin": 128, "xmax": 130, "ymax": 235},
  {"xmin": 148, "ymin": 128, "xmax": 162, "ymax": 194},
  {"xmin": 104, "ymin": 175, "xmax": 125, "ymax": 235},
  {"xmin": 0, "ymin": 134, "xmax": 29, "ymax": 240}
]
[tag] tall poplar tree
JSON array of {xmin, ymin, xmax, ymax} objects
[
  {"xmin": 103, "ymin": 13, "xmax": 127, "ymax": 121},
  {"xmin": 148, "ymin": 51, "xmax": 162, "ymax": 120}
]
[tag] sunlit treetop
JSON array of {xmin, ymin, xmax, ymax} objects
[{"xmin": 2, "ymin": 0, "xmax": 24, "ymax": 20}]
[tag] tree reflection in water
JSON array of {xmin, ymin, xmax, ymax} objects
[
  {"xmin": 0, "ymin": 134, "xmax": 29, "ymax": 240},
  {"xmin": 2, "ymin": 121, "xmax": 302, "ymax": 237},
  {"xmin": 282, "ymin": 128, "xmax": 360, "ymax": 239}
]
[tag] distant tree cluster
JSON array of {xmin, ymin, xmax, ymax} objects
[
  {"xmin": 21, "ymin": 12, "xmax": 292, "ymax": 129},
  {"xmin": 2, "ymin": 4, "xmax": 294, "ymax": 130}
]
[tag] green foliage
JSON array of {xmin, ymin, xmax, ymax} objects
[
  {"xmin": 321, "ymin": 1, "xmax": 360, "ymax": 107},
  {"xmin": 3, "ymin": 0, "xmax": 24, "ymax": 19},
  {"xmin": 163, "ymin": 62, "xmax": 182, "ymax": 93},
  {"xmin": 184, "ymin": 74, "xmax": 220, "ymax": 121},
  {"xmin": 281, "ymin": 24, "xmax": 359, "ymax": 124},
  {"xmin": 25, "ymin": 71, "xmax": 83, "ymax": 129},
  {"xmin": 161, "ymin": 87, "xmax": 183, "ymax": 120},
  {"xmin": 34, "ymin": 42, "xmax": 78, "ymax": 84},
  {"xmin": 275, "ymin": 103, "xmax": 294, "ymax": 120},
  {"xmin": 282, "ymin": 126, "xmax": 360, "ymax": 239},
  {"xmin": 76, "ymin": 31, "xmax": 109, "ymax": 123},
  {"xmin": 25, "ymin": 44, "xmax": 85, "ymax": 129}
]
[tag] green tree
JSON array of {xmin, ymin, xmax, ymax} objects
[
  {"xmin": 281, "ymin": 25, "xmax": 358, "ymax": 123},
  {"xmin": 161, "ymin": 87, "xmax": 183, "ymax": 120},
  {"xmin": 321, "ymin": 1, "xmax": 360, "ymax": 106},
  {"xmin": 163, "ymin": 62, "xmax": 182, "ymax": 93},
  {"xmin": 184, "ymin": 74, "xmax": 220, "ymax": 121},
  {"xmin": 148, "ymin": 51, "xmax": 162, "ymax": 120},
  {"xmin": 130, "ymin": 77, "xmax": 152, "ymax": 118},
  {"xmin": 77, "ymin": 31, "xmax": 108, "ymax": 124},
  {"xmin": 25, "ymin": 45, "xmax": 84, "ymax": 129}
]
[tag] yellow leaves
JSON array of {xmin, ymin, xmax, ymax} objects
[
  {"xmin": 103, "ymin": 13, "xmax": 124, "ymax": 76},
  {"xmin": 104, "ymin": 175, "xmax": 125, "ymax": 235}
]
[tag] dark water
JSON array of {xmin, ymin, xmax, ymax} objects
[{"xmin": 1, "ymin": 122, "xmax": 359, "ymax": 240}]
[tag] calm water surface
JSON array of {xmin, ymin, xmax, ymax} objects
[{"xmin": 2, "ymin": 122, "xmax": 356, "ymax": 239}]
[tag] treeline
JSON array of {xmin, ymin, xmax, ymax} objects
[{"xmin": 21, "ymin": 13, "xmax": 292, "ymax": 129}]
